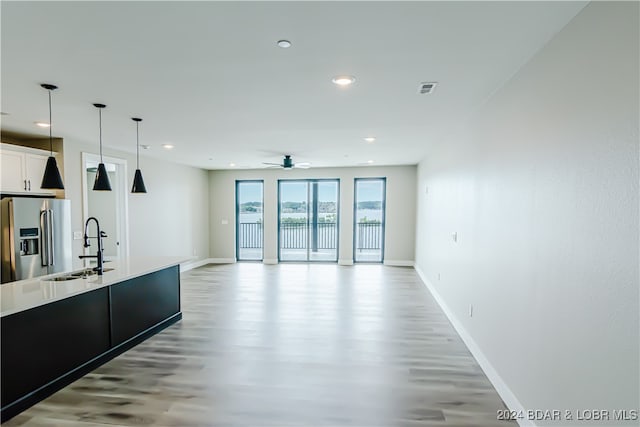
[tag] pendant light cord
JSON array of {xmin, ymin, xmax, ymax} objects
[
  {"xmin": 99, "ymin": 108, "xmax": 103, "ymax": 162},
  {"xmin": 48, "ymin": 90, "xmax": 53, "ymax": 156},
  {"xmin": 136, "ymin": 121, "xmax": 140, "ymax": 169}
]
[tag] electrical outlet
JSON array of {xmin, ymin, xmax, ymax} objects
[
  {"xmin": 221, "ymin": 219, "xmax": 229, "ymax": 225},
  {"xmin": 437, "ymin": 273, "xmax": 441, "ymax": 281},
  {"xmin": 73, "ymin": 231, "xmax": 83, "ymax": 240},
  {"xmin": 452, "ymin": 232, "xmax": 458, "ymax": 242},
  {"xmin": 425, "ymin": 186, "xmax": 429, "ymax": 194},
  {"xmin": 193, "ymin": 248, "xmax": 197, "ymax": 256},
  {"xmin": 469, "ymin": 304, "xmax": 473, "ymax": 317}
]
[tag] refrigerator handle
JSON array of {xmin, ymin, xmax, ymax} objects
[
  {"xmin": 40, "ymin": 210, "xmax": 48, "ymax": 267},
  {"xmin": 48, "ymin": 209, "xmax": 55, "ymax": 266}
]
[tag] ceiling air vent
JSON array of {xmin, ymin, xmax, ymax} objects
[{"xmin": 418, "ymin": 82, "xmax": 438, "ymax": 94}]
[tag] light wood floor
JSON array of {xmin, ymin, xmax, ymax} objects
[{"xmin": 5, "ymin": 263, "xmax": 515, "ymax": 426}]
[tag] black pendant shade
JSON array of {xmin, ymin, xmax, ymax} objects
[
  {"xmin": 40, "ymin": 83, "xmax": 64, "ymax": 190},
  {"xmin": 93, "ymin": 163, "xmax": 112, "ymax": 191},
  {"xmin": 41, "ymin": 156, "xmax": 64, "ymax": 189},
  {"xmin": 92, "ymin": 103, "xmax": 112, "ymax": 191},
  {"xmin": 131, "ymin": 117, "xmax": 147, "ymax": 193},
  {"xmin": 131, "ymin": 169, "xmax": 147, "ymax": 193}
]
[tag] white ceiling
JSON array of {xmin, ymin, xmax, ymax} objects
[{"xmin": 1, "ymin": 1, "xmax": 586, "ymax": 170}]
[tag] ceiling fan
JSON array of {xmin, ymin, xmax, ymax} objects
[{"xmin": 263, "ymin": 155, "xmax": 311, "ymax": 169}]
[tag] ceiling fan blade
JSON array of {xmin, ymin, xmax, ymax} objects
[
  {"xmin": 294, "ymin": 163, "xmax": 311, "ymax": 169},
  {"xmin": 262, "ymin": 162, "xmax": 282, "ymax": 166}
]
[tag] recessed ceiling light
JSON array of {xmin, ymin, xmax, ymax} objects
[
  {"xmin": 332, "ymin": 75, "xmax": 356, "ymax": 86},
  {"xmin": 363, "ymin": 137, "xmax": 376, "ymax": 143},
  {"xmin": 35, "ymin": 121, "xmax": 50, "ymax": 128},
  {"xmin": 367, "ymin": 160, "xmax": 374, "ymax": 164},
  {"xmin": 229, "ymin": 162, "xmax": 236, "ymax": 167},
  {"xmin": 162, "ymin": 144, "xmax": 174, "ymax": 149},
  {"xmin": 277, "ymin": 40, "xmax": 291, "ymax": 48}
]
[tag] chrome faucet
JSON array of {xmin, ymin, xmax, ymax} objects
[{"xmin": 78, "ymin": 217, "xmax": 107, "ymax": 275}]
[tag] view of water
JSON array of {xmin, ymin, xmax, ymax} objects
[{"xmin": 239, "ymin": 209, "xmax": 382, "ymax": 223}]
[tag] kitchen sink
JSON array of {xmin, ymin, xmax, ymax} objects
[
  {"xmin": 44, "ymin": 267, "xmax": 115, "ymax": 282},
  {"xmin": 70, "ymin": 267, "xmax": 115, "ymax": 277},
  {"xmin": 49, "ymin": 276, "xmax": 80, "ymax": 281}
]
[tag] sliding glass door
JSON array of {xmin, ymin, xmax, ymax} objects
[
  {"xmin": 354, "ymin": 178, "xmax": 386, "ymax": 263},
  {"xmin": 236, "ymin": 180, "xmax": 263, "ymax": 261},
  {"xmin": 279, "ymin": 179, "xmax": 339, "ymax": 262}
]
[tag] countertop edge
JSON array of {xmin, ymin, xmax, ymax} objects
[{"xmin": 1, "ymin": 256, "xmax": 193, "ymax": 318}]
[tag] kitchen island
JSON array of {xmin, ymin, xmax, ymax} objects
[{"xmin": 0, "ymin": 256, "xmax": 189, "ymax": 422}]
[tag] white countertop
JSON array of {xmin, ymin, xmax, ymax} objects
[{"xmin": 0, "ymin": 256, "xmax": 191, "ymax": 317}]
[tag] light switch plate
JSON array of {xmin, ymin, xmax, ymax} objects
[{"xmin": 221, "ymin": 219, "xmax": 229, "ymax": 225}]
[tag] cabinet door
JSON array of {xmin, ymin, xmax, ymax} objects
[
  {"xmin": 0, "ymin": 151, "xmax": 26, "ymax": 192},
  {"xmin": 24, "ymin": 154, "xmax": 53, "ymax": 194},
  {"xmin": 1, "ymin": 287, "xmax": 110, "ymax": 410}
]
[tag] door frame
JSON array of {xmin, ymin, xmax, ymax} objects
[
  {"xmin": 235, "ymin": 180, "xmax": 264, "ymax": 261},
  {"xmin": 81, "ymin": 152, "xmax": 130, "ymax": 262},
  {"xmin": 277, "ymin": 178, "xmax": 340, "ymax": 263},
  {"xmin": 353, "ymin": 177, "xmax": 386, "ymax": 263}
]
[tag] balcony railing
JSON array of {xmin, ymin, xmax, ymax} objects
[
  {"xmin": 238, "ymin": 222, "xmax": 382, "ymax": 251},
  {"xmin": 356, "ymin": 222, "xmax": 382, "ymax": 250},
  {"xmin": 238, "ymin": 222, "xmax": 263, "ymax": 249},
  {"xmin": 279, "ymin": 222, "xmax": 337, "ymax": 249}
]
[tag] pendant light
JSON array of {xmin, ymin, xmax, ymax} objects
[
  {"xmin": 92, "ymin": 103, "xmax": 112, "ymax": 191},
  {"xmin": 131, "ymin": 117, "xmax": 147, "ymax": 193},
  {"xmin": 40, "ymin": 84, "xmax": 64, "ymax": 189}
]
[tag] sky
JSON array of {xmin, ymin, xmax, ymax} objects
[
  {"xmin": 238, "ymin": 180, "xmax": 384, "ymax": 204},
  {"xmin": 237, "ymin": 182, "xmax": 263, "ymax": 203}
]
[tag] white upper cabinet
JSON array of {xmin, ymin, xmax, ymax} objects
[
  {"xmin": 1, "ymin": 150, "xmax": 25, "ymax": 192},
  {"xmin": 24, "ymin": 154, "xmax": 49, "ymax": 192},
  {"xmin": 0, "ymin": 144, "xmax": 57, "ymax": 195}
]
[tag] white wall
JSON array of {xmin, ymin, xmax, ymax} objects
[
  {"xmin": 63, "ymin": 139, "xmax": 210, "ymax": 269},
  {"xmin": 415, "ymin": 3, "xmax": 639, "ymax": 425},
  {"xmin": 208, "ymin": 166, "xmax": 416, "ymax": 264}
]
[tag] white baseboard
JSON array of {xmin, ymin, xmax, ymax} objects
[
  {"xmin": 413, "ymin": 264, "xmax": 533, "ymax": 427},
  {"xmin": 338, "ymin": 259, "xmax": 354, "ymax": 266},
  {"xmin": 208, "ymin": 258, "xmax": 236, "ymax": 264},
  {"xmin": 263, "ymin": 258, "xmax": 278, "ymax": 265},
  {"xmin": 180, "ymin": 258, "xmax": 212, "ymax": 272},
  {"xmin": 383, "ymin": 259, "xmax": 415, "ymax": 267}
]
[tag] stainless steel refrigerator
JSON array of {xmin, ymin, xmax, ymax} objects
[{"xmin": 1, "ymin": 197, "xmax": 72, "ymax": 283}]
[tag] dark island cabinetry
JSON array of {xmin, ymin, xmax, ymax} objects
[
  {"xmin": 110, "ymin": 266, "xmax": 180, "ymax": 346},
  {"xmin": 0, "ymin": 265, "xmax": 181, "ymax": 422}
]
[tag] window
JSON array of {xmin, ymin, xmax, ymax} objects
[
  {"xmin": 354, "ymin": 178, "xmax": 386, "ymax": 263},
  {"xmin": 236, "ymin": 180, "xmax": 263, "ymax": 261},
  {"xmin": 278, "ymin": 179, "xmax": 339, "ymax": 262}
]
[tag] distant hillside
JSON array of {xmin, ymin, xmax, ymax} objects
[
  {"xmin": 281, "ymin": 201, "xmax": 337, "ymax": 213},
  {"xmin": 240, "ymin": 201, "xmax": 263, "ymax": 213},
  {"xmin": 357, "ymin": 201, "xmax": 382, "ymax": 210}
]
